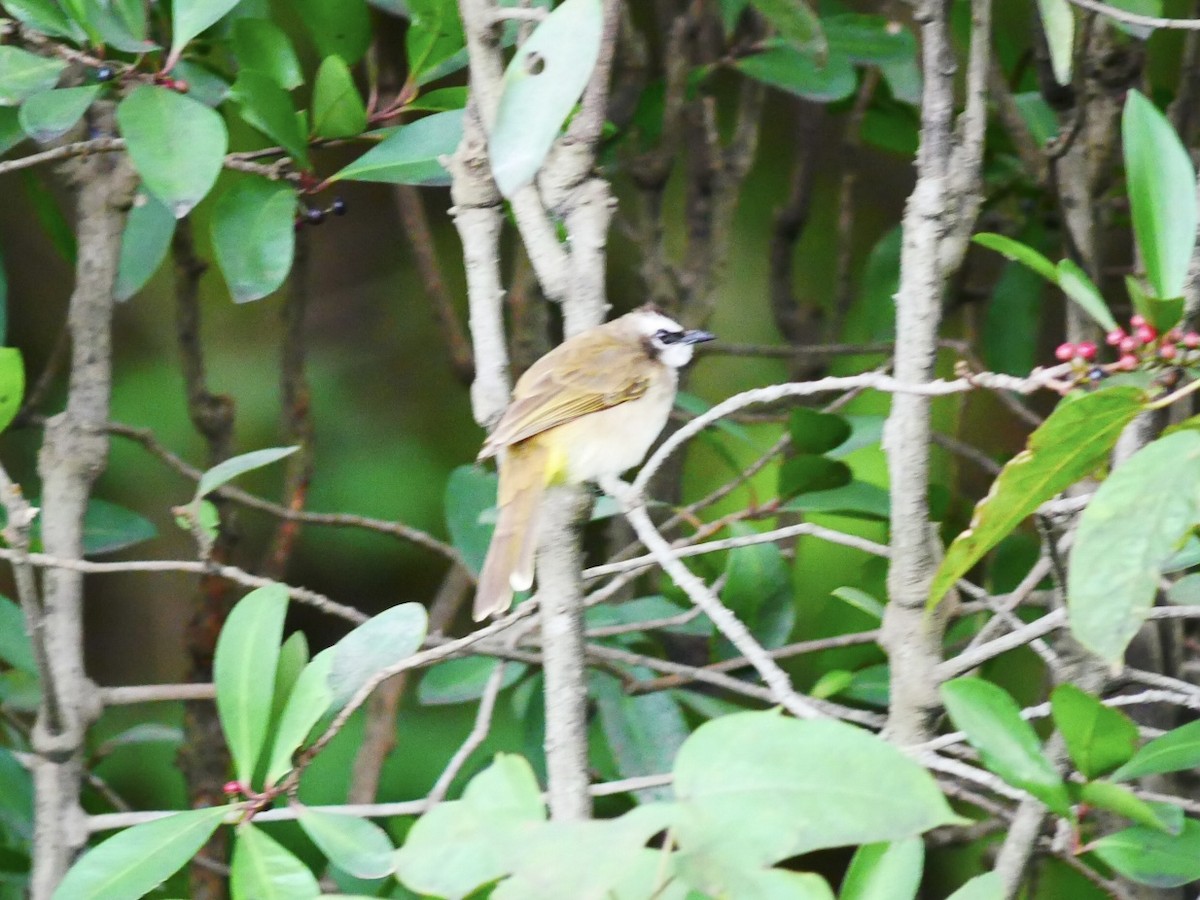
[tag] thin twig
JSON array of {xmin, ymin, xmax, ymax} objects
[{"xmin": 425, "ymin": 661, "xmax": 508, "ymax": 806}]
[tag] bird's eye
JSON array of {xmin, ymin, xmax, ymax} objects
[{"xmin": 654, "ymin": 329, "xmax": 684, "ymax": 344}]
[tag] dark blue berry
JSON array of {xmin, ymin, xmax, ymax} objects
[
  {"xmin": 95, "ymin": 66, "xmax": 115, "ymax": 83},
  {"xmin": 330, "ymin": 197, "xmax": 347, "ymax": 216}
]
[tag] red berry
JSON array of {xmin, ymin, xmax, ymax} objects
[
  {"xmin": 1160, "ymin": 343, "xmax": 1178, "ymax": 360},
  {"xmin": 1055, "ymin": 343, "xmax": 1076, "ymax": 361},
  {"xmin": 1119, "ymin": 336, "xmax": 1138, "ymax": 354},
  {"xmin": 1076, "ymin": 341, "xmax": 1097, "ymax": 361},
  {"xmin": 173, "ymin": 79, "xmax": 189, "ymax": 94},
  {"xmin": 1105, "ymin": 328, "xmax": 1126, "ymax": 346},
  {"xmin": 1117, "ymin": 354, "xmax": 1139, "ymax": 371},
  {"xmin": 1135, "ymin": 324, "xmax": 1157, "ymax": 344},
  {"xmin": 223, "ymin": 781, "xmax": 241, "ymax": 795},
  {"xmin": 1131, "ymin": 314, "xmax": 1147, "ymax": 328},
  {"xmin": 1184, "ymin": 332, "xmax": 1200, "ymax": 349},
  {"xmin": 1167, "ymin": 328, "xmax": 1183, "ymax": 342}
]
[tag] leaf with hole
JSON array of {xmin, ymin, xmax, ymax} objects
[
  {"xmin": 1069, "ymin": 430, "xmax": 1200, "ymax": 662},
  {"xmin": 116, "ymin": 86, "xmax": 228, "ymax": 218},
  {"xmin": 211, "ymin": 177, "xmax": 297, "ymax": 303},
  {"xmin": 330, "ymin": 110, "xmax": 463, "ymax": 185},
  {"xmin": 52, "ymin": 806, "xmax": 230, "ymax": 900},
  {"xmin": 929, "ymin": 386, "xmax": 1147, "ymax": 609},
  {"xmin": 941, "ymin": 678, "xmax": 1071, "ymax": 816},
  {"xmin": 214, "ymin": 584, "xmax": 288, "ymax": 787},
  {"xmin": 488, "ymin": 0, "xmax": 603, "ymax": 196},
  {"xmin": 1124, "ymin": 90, "xmax": 1198, "ymax": 300}
]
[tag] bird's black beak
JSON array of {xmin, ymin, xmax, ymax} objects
[{"xmin": 682, "ymin": 329, "xmax": 716, "ymax": 344}]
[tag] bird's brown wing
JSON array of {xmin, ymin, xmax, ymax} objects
[{"xmin": 478, "ymin": 334, "xmax": 652, "ymax": 458}]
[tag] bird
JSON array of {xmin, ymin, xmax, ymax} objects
[{"xmin": 473, "ymin": 305, "xmax": 715, "ymax": 620}]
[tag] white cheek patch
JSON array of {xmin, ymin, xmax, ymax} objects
[{"xmin": 658, "ymin": 341, "xmax": 695, "ymax": 369}]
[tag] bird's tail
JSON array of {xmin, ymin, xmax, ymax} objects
[{"xmin": 473, "ymin": 443, "xmax": 547, "ymax": 620}]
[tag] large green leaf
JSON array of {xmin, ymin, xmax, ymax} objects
[
  {"xmin": 311, "ymin": 56, "xmax": 367, "ymax": 139},
  {"xmin": 294, "ymin": 0, "xmax": 371, "ymax": 64},
  {"xmin": 407, "ymin": 0, "xmax": 466, "ymax": 85},
  {"xmin": 593, "ymin": 673, "xmax": 688, "ymax": 801},
  {"xmin": 3, "ymin": 0, "xmax": 86, "ymax": 41},
  {"xmin": 264, "ymin": 649, "xmax": 334, "ymax": 786},
  {"xmin": 1050, "ymin": 684, "xmax": 1138, "ymax": 779},
  {"xmin": 232, "ymin": 18, "xmax": 304, "ymax": 90},
  {"xmin": 941, "ymin": 678, "xmax": 1071, "ymax": 816},
  {"xmin": 214, "ymin": 584, "xmax": 289, "ymax": 786},
  {"xmin": 0, "ymin": 47, "xmax": 65, "ymax": 106},
  {"xmin": 929, "ymin": 387, "xmax": 1147, "ymax": 608},
  {"xmin": 18, "ymin": 86, "xmax": 100, "ymax": 143},
  {"xmin": 1069, "ymin": 430, "xmax": 1200, "ymax": 662},
  {"xmin": 972, "ymin": 232, "xmax": 1058, "ymax": 283},
  {"xmin": 116, "ymin": 86, "xmax": 228, "ymax": 218},
  {"xmin": 169, "ymin": 0, "xmax": 241, "ymax": 67},
  {"xmin": 1113, "ymin": 719, "xmax": 1200, "ymax": 782},
  {"xmin": 824, "ymin": 13, "xmax": 913, "ymax": 64},
  {"xmin": 419, "ymin": 656, "xmax": 527, "ymax": 705},
  {"xmin": 52, "ymin": 806, "xmax": 230, "ymax": 900},
  {"xmin": 229, "ymin": 71, "xmax": 311, "ymax": 169},
  {"xmin": 734, "ymin": 44, "xmax": 856, "ymax": 103},
  {"xmin": 839, "ymin": 839, "xmax": 923, "ymax": 900},
  {"xmin": 788, "ymin": 407, "xmax": 851, "ymax": 455},
  {"xmin": 749, "ymin": 0, "xmax": 824, "ymax": 55},
  {"xmin": 330, "ymin": 110, "xmax": 464, "ymax": 185},
  {"xmin": 1091, "ymin": 819, "xmax": 1200, "ymax": 888},
  {"xmin": 0, "ymin": 348, "xmax": 23, "ymax": 436},
  {"xmin": 488, "ymin": 0, "xmax": 603, "ymax": 196},
  {"xmin": 296, "ymin": 808, "xmax": 394, "ymax": 879},
  {"xmin": 672, "ymin": 712, "xmax": 957, "ymax": 880},
  {"xmin": 394, "ymin": 754, "xmax": 546, "ymax": 899},
  {"xmin": 946, "ymin": 873, "xmax": 1003, "ymax": 900},
  {"xmin": 210, "ymin": 177, "xmax": 297, "ymax": 303},
  {"xmin": 115, "ymin": 190, "xmax": 176, "ymax": 301},
  {"xmin": 327, "ymin": 602, "xmax": 428, "ymax": 708},
  {"xmin": 81, "ymin": 498, "xmax": 157, "ymax": 556},
  {"xmin": 1124, "ymin": 90, "xmax": 1198, "ymax": 300},
  {"xmin": 1056, "ymin": 259, "xmax": 1119, "ymax": 332},
  {"xmin": 1079, "ymin": 781, "xmax": 1181, "ymax": 833},
  {"xmin": 230, "ymin": 823, "xmax": 321, "ymax": 898}
]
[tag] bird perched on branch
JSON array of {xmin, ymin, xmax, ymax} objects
[{"xmin": 473, "ymin": 305, "xmax": 714, "ymax": 620}]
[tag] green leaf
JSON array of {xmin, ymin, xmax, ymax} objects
[
  {"xmin": 18, "ymin": 86, "xmax": 100, "ymax": 143},
  {"xmin": 929, "ymin": 386, "xmax": 1147, "ymax": 608},
  {"xmin": 1128, "ymin": 277, "xmax": 1184, "ymax": 334},
  {"xmin": 233, "ymin": 18, "xmax": 304, "ymax": 90},
  {"xmin": 0, "ymin": 595, "xmax": 34, "ymax": 675},
  {"xmin": 0, "ymin": 47, "xmax": 65, "ymax": 106},
  {"xmin": 1037, "ymin": 0, "xmax": 1074, "ymax": 85},
  {"xmin": 407, "ymin": 0, "xmax": 467, "ymax": 85},
  {"xmin": 211, "ymin": 177, "xmax": 297, "ymax": 303},
  {"xmin": 778, "ymin": 456, "xmax": 852, "ymax": 500},
  {"xmin": 972, "ymin": 233, "xmax": 1059, "ymax": 284},
  {"xmin": 230, "ymin": 823, "xmax": 321, "ymax": 898},
  {"xmin": 0, "ymin": 348, "xmax": 23, "ymax": 435},
  {"xmin": 82, "ymin": 0, "xmax": 156, "ymax": 53},
  {"xmin": 1113, "ymin": 719, "xmax": 1200, "ymax": 782},
  {"xmin": 52, "ymin": 806, "xmax": 230, "ymax": 900},
  {"xmin": 267, "ymin": 631, "xmax": 309, "ymax": 729},
  {"xmin": 419, "ymin": 656, "xmax": 527, "ymax": 705},
  {"xmin": 672, "ymin": 712, "xmax": 958, "ymax": 876},
  {"xmin": 394, "ymin": 754, "xmax": 546, "ymax": 899},
  {"xmin": 169, "ymin": 0, "xmax": 242, "ymax": 67},
  {"xmin": 444, "ymin": 464, "xmax": 497, "ymax": 576},
  {"xmin": 593, "ymin": 672, "xmax": 688, "ymax": 801},
  {"xmin": 749, "ymin": 0, "xmax": 825, "ymax": 55},
  {"xmin": 489, "ymin": 0, "xmax": 603, "ymax": 196},
  {"xmin": 823, "ymin": 14, "xmax": 914, "ymax": 64},
  {"xmin": 1050, "ymin": 684, "xmax": 1138, "ymax": 779},
  {"xmin": 1079, "ymin": 781, "xmax": 1181, "ymax": 833},
  {"xmin": 82, "ymin": 498, "xmax": 157, "ymax": 556},
  {"xmin": 720, "ymin": 522, "xmax": 792, "ymax": 629},
  {"xmin": 986, "ymin": 235, "xmax": 1046, "ymax": 375},
  {"xmin": 1124, "ymin": 90, "xmax": 1198, "ymax": 300},
  {"xmin": 265, "ymin": 649, "xmax": 334, "ymax": 786},
  {"xmin": 1069, "ymin": 430, "xmax": 1200, "ymax": 662},
  {"xmin": 3, "ymin": 0, "xmax": 86, "ymax": 41},
  {"xmin": 734, "ymin": 45, "xmax": 856, "ymax": 103},
  {"xmin": 839, "ymin": 839, "xmax": 924, "ymax": 900},
  {"xmin": 831, "ymin": 586, "xmax": 885, "ymax": 620},
  {"xmin": 788, "ymin": 407, "xmax": 851, "ymax": 454},
  {"xmin": 115, "ymin": 190, "xmax": 176, "ymax": 302},
  {"xmin": 0, "ymin": 107, "xmax": 25, "ymax": 156},
  {"xmin": 407, "ymin": 86, "xmax": 468, "ymax": 112},
  {"xmin": 1090, "ymin": 819, "xmax": 1200, "ymax": 888},
  {"xmin": 780, "ymin": 479, "xmax": 890, "ymax": 520},
  {"xmin": 196, "ymin": 445, "xmax": 300, "ymax": 499},
  {"xmin": 229, "ymin": 70, "xmax": 311, "ymax": 169},
  {"xmin": 493, "ymin": 805, "xmax": 676, "ymax": 900},
  {"xmin": 1057, "ymin": 259, "xmax": 1119, "ymax": 332},
  {"xmin": 311, "ymin": 56, "xmax": 367, "ymax": 139},
  {"xmin": 214, "ymin": 584, "xmax": 288, "ymax": 786},
  {"xmin": 327, "ymin": 602, "xmax": 428, "ymax": 708},
  {"xmin": 330, "ymin": 110, "xmax": 464, "ymax": 185},
  {"xmin": 941, "ymin": 678, "xmax": 1071, "ymax": 816},
  {"xmin": 116, "ymin": 86, "xmax": 228, "ymax": 218},
  {"xmin": 296, "ymin": 808, "xmax": 394, "ymax": 879},
  {"xmin": 294, "ymin": 0, "xmax": 371, "ymax": 64},
  {"xmin": 946, "ymin": 872, "xmax": 1004, "ymax": 900},
  {"xmin": 173, "ymin": 60, "xmax": 231, "ymax": 107}
]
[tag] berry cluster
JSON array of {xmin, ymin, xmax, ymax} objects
[
  {"xmin": 295, "ymin": 197, "xmax": 348, "ymax": 228},
  {"xmin": 1056, "ymin": 315, "xmax": 1200, "ymax": 373}
]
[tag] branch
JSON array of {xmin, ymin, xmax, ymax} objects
[
  {"xmin": 1066, "ymin": 0, "xmax": 1200, "ymax": 28},
  {"xmin": 425, "ymin": 660, "xmax": 507, "ymax": 806}
]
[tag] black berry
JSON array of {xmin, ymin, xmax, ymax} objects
[
  {"xmin": 95, "ymin": 66, "xmax": 114, "ymax": 83},
  {"xmin": 305, "ymin": 207, "xmax": 326, "ymax": 225},
  {"xmin": 330, "ymin": 197, "xmax": 347, "ymax": 216}
]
